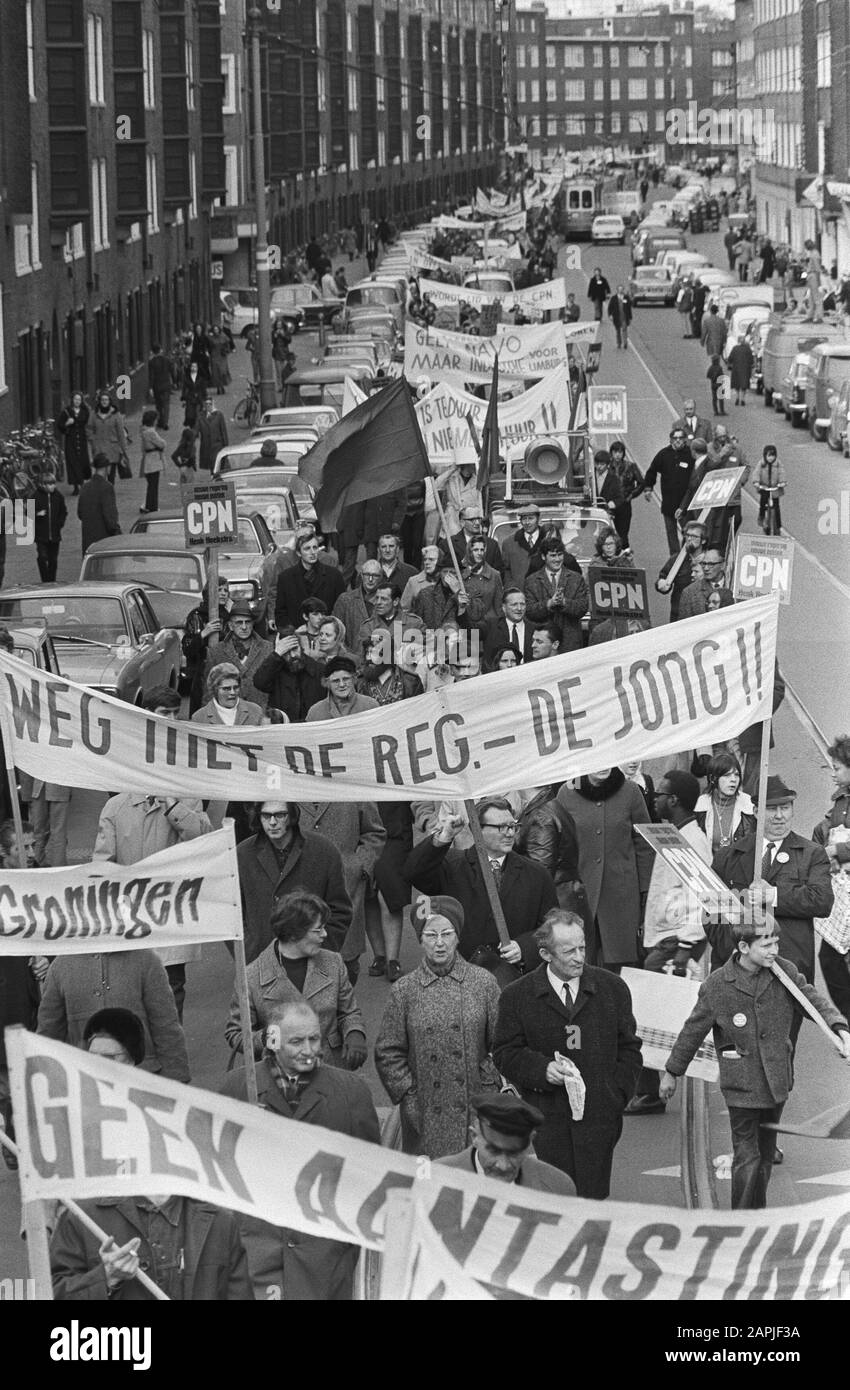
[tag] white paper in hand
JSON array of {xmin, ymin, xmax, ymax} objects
[{"xmin": 555, "ymin": 1052, "xmax": 586, "ymax": 1122}]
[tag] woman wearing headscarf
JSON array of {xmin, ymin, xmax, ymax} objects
[
  {"xmin": 182, "ymin": 575, "xmax": 233, "ymax": 713},
  {"xmin": 375, "ymin": 895, "xmax": 501, "ymax": 1157},
  {"xmin": 189, "ymin": 322, "xmax": 213, "ymax": 384},
  {"xmin": 56, "ymin": 391, "xmax": 91, "ymax": 495},
  {"xmin": 86, "ymin": 391, "xmax": 130, "ymax": 486}
]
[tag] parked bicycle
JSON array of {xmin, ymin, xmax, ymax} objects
[{"xmin": 232, "ymin": 378, "xmax": 261, "ymax": 429}]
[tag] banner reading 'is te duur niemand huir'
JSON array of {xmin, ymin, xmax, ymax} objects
[
  {"xmin": 5, "ymin": 1031, "xmax": 846, "ymax": 1301},
  {"xmin": 0, "ymin": 596, "xmax": 778, "ymax": 803}
]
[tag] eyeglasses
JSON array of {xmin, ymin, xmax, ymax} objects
[
  {"xmin": 260, "ymin": 811, "xmax": 289, "ymax": 821},
  {"xmin": 421, "ymin": 931, "xmax": 456, "ymax": 943},
  {"xmin": 482, "ymin": 821, "xmax": 518, "ymax": 833}
]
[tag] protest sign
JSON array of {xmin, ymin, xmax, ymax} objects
[
  {"xmin": 0, "ymin": 597, "xmax": 778, "ymax": 803},
  {"xmin": 418, "ymin": 276, "xmax": 567, "ymax": 315},
  {"xmin": 183, "ymin": 481, "xmax": 238, "ymax": 550},
  {"xmin": 688, "ymin": 466, "xmax": 747, "ymax": 511},
  {"xmin": 0, "ymin": 825, "xmax": 242, "ymax": 955},
  {"xmin": 7, "ymin": 1030, "xmax": 847, "ymax": 1300},
  {"xmin": 588, "ymin": 567, "xmax": 649, "ymax": 621},
  {"xmin": 621, "ymin": 968, "xmax": 719, "ymax": 1083},
  {"xmin": 636, "ymin": 823, "xmax": 742, "ymax": 921},
  {"xmin": 405, "ymin": 321, "xmax": 569, "ymax": 385},
  {"xmin": 588, "ymin": 385, "xmax": 628, "ymax": 435},
  {"xmin": 734, "ymin": 534, "xmax": 795, "ymax": 606},
  {"xmin": 416, "ymin": 375, "xmax": 568, "ymax": 464}
]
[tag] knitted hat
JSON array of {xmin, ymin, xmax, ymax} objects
[{"xmin": 83, "ymin": 1008, "xmax": 145, "ymax": 1066}]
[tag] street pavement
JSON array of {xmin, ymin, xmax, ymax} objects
[{"xmin": 1, "ymin": 222, "xmax": 849, "ymax": 1280}]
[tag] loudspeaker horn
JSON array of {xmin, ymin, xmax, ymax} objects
[{"xmin": 523, "ymin": 439, "xmax": 572, "ymax": 487}]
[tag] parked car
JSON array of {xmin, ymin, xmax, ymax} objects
[
  {"xmin": 131, "ymin": 510, "xmax": 279, "ymax": 612},
  {"xmin": 779, "ymin": 351, "xmax": 814, "ymax": 425},
  {"xmin": 258, "ymin": 405, "xmax": 339, "ymax": 434},
  {"xmin": 226, "ymin": 466, "xmax": 315, "ymax": 523},
  {"xmin": 270, "ymin": 284, "xmax": 341, "ymax": 329},
  {"xmin": 0, "ymin": 583, "xmax": 181, "ymax": 702},
  {"xmin": 805, "ymin": 342, "xmax": 850, "ymax": 441},
  {"xmin": 343, "ymin": 281, "xmax": 405, "ymax": 330},
  {"xmin": 761, "ymin": 320, "xmax": 846, "ymax": 409},
  {"xmin": 80, "ymin": 536, "xmax": 205, "ymax": 632},
  {"xmin": 632, "ymin": 227, "xmax": 687, "ymax": 267},
  {"xmin": 220, "ymin": 288, "xmax": 304, "ymax": 338},
  {"xmin": 628, "ymin": 265, "xmax": 675, "ymax": 306},
  {"xmin": 826, "ymin": 376, "xmax": 850, "ymax": 454},
  {"xmin": 279, "ymin": 364, "xmax": 373, "ymax": 411},
  {"xmin": 656, "ymin": 249, "xmax": 710, "ymax": 278},
  {"xmin": 591, "ymin": 214, "xmax": 626, "ymax": 245},
  {"xmin": 212, "ymin": 437, "xmax": 313, "ymax": 475},
  {"xmin": 726, "ymin": 302, "xmax": 773, "ymax": 346},
  {"xmin": 8, "ymin": 624, "xmax": 62, "ymax": 675}
]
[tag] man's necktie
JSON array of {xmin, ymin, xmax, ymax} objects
[
  {"xmin": 509, "ymin": 622, "xmax": 517, "ymax": 646},
  {"xmin": 489, "ymin": 859, "xmax": 502, "ymax": 889},
  {"xmin": 761, "ymin": 841, "xmax": 776, "ymax": 877}
]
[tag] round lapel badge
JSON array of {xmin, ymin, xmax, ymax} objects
[{"xmin": 732, "ymin": 1012, "xmax": 747, "ymax": 1028}]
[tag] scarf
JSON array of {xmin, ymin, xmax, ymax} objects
[{"xmin": 575, "ymin": 768, "xmax": 626, "ymax": 802}]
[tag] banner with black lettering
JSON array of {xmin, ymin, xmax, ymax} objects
[
  {"xmin": 418, "ymin": 275, "xmax": 567, "ymax": 315},
  {"xmin": 6, "ymin": 1031, "xmax": 846, "ymax": 1299},
  {"xmin": 0, "ymin": 596, "xmax": 779, "ymax": 802},
  {"xmin": 0, "ymin": 825, "xmax": 242, "ymax": 955},
  {"xmin": 405, "ymin": 320, "xmax": 595, "ymax": 387}
]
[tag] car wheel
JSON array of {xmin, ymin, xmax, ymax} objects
[
  {"xmin": 790, "ymin": 409, "xmax": 803, "ymax": 427},
  {"xmin": 764, "ymin": 388, "xmax": 774, "ymax": 408},
  {"xmin": 811, "ymin": 418, "xmax": 826, "ymax": 442},
  {"xmin": 827, "ymin": 424, "xmax": 842, "ymax": 451}
]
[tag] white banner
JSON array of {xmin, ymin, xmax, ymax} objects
[
  {"xmin": 405, "ymin": 321, "xmax": 570, "ymax": 385},
  {"xmin": 416, "ymin": 374, "xmax": 570, "ymax": 463},
  {"xmin": 410, "ymin": 250, "xmax": 462, "ymax": 280},
  {"xmin": 0, "ymin": 599, "xmax": 778, "ymax": 801},
  {"xmin": 0, "ymin": 826, "xmax": 242, "ymax": 955},
  {"xmin": 621, "ymin": 968, "xmax": 719, "ymax": 1082},
  {"xmin": 7, "ymin": 1030, "xmax": 846, "ymax": 1299},
  {"xmin": 418, "ymin": 276, "xmax": 567, "ymax": 314}
]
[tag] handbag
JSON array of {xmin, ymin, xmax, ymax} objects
[
  {"xmin": 116, "ymin": 456, "xmax": 132, "ymax": 480},
  {"xmin": 815, "ymin": 870, "xmax": 850, "ymax": 956}
]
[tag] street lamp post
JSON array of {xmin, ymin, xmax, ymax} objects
[{"xmin": 247, "ymin": 5, "xmax": 277, "ymax": 414}]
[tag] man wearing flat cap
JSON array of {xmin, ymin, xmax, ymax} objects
[
  {"xmin": 708, "ymin": 775, "xmax": 834, "ymax": 984},
  {"xmin": 437, "ymin": 1093, "xmax": 576, "ymax": 1195},
  {"xmin": 305, "ymin": 655, "xmax": 378, "ymax": 721}
]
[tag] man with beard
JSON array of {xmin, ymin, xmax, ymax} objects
[
  {"xmin": 356, "ymin": 630, "xmax": 424, "ymax": 704},
  {"xmin": 253, "ymin": 626, "xmax": 314, "ymax": 721},
  {"xmin": 642, "ymin": 426, "xmax": 696, "ymax": 554},
  {"xmin": 403, "ymin": 546, "xmax": 471, "ymax": 630}
]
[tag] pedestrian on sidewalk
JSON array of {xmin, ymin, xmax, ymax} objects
[
  {"xmin": 728, "ymin": 333, "xmax": 754, "ymax": 406},
  {"xmin": 171, "ymin": 426, "xmax": 198, "ymax": 493},
  {"xmin": 139, "ymin": 408, "xmax": 166, "ymax": 515},
  {"xmin": 181, "ymin": 362, "xmax": 206, "ymax": 429},
  {"xmin": 78, "ymin": 454, "xmax": 121, "ymax": 556},
  {"xmin": 33, "ymin": 472, "xmax": 67, "ymax": 581},
  {"xmin": 607, "ymin": 285, "xmax": 632, "ymax": 349},
  {"xmin": 55, "ymin": 392, "xmax": 91, "ymax": 496},
  {"xmin": 197, "ymin": 394, "xmax": 229, "ymax": 472},
  {"xmin": 147, "ymin": 344, "xmax": 174, "ymax": 429},
  {"xmin": 707, "ymin": 354, "xmax": 727, "ymax": 414},
  {"xmin": 87, "ymin": 392, "xmax": 130, "ymax": 486}
]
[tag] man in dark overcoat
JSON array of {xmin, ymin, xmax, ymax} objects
[{"xmin": 493, "ymin": 910, "xmax": 641, "ymax": 1198}]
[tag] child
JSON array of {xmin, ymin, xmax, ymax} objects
[
  {"xmin": 139, "ymin": 407, "xmax": 166, "ymax": 514},
  {"xmin": 757, "ymin": 444, "xmax": 786, "ymax": 532},
  {"xmin": 171, "ymin": 425, "xmax": 197, "ymax": 492},
  {"xmin": 707, "ymin": 354, "xmax": 726, "ymax": 415}
]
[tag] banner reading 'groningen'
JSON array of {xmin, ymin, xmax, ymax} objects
[
  {"xmin": 0, "ymin": 826, "xmax": 242, "ymax": 954},
  {"xmin": 0, "ymin": 597, "xmax": 778, "ymax": 802},
  {"xmin": 6, "ymin": 1031, "xmax": 846, "ymax": 1300}
]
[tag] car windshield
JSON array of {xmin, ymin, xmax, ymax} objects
[
  {"xmin": 232, "ymin": 494, "xmax": 294, "ymax": 542},
  {"xmin": 0, "ymin": 596, "xmax": 128, "ymax": 642},
  {"xmin": 12, "ymin": 646, "xmax": 36, "ymax": 665},
  {"xmin": 826, "ymin": 359, "xmax": 850, "ymax": 385},
  {"xmin": 230, "ymin": 472, "xmax": 313, "ymax": 507},
  {"xmin": 218, "ymin": 449, "xmax": 306, "ymax": 472},
  {"xmin": 492, "ymin": 516, "xmax": 609, "ymax": 566},
  {"xmin": 347, "ymin": 287, "xmax": 398, "ymax": 307},
  {"xmin": 138, "ymin": 517, "xmax": 260, "ymax": 552},
  {"xmin": 637, "ymin": 269, "xmax": 669, "ymax": 281},
  {"xmin": 271, "ymin": 288, "xmax": 311, "ymax": 308},
  {"xmin": 84, "ymin": 553, "xmax": 203, "ymax": 592}
]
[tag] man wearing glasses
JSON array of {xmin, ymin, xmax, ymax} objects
[
  {"xmin": 642, "ymin": 426, "xmax": 696, "ymax": 555},
  {"xmin": 403, "ymin": 797, "xmax": 558, "ymax": 974},
  {"xmin": 678, "ymin": 548, "xmax": 734, "ymax": 620},
  {"xmin": 439, "ymin": 507, "xmax": 504, "ymax": 577}
]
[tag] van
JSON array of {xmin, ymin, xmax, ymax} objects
[
  {"xmin": 805, "ymin": 343, "xmax": 850, "ymax": 441},
  {"xmin": 633, "ymin": 227, "xmax": 687, "ymax": 267},
  {"xmin": 761, "ymin": 321, "xmax": 847, "ymax": 408}
]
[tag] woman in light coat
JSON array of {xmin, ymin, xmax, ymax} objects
[{"xmin": 375, "ymin": 896, "xmax": 501, "ymax": 1158}]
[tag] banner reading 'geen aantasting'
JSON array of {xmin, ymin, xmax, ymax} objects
[
  {"xmin": 6, "ymin": 1031, "xmax": 846, "ymax": 1300},
  {"xmin": 0, "ymin": 596, "xmax": 778, "ymax": 803},
  {"xmin": 0, "ymin": 825, "xmax": 242, "ymax": 954}
]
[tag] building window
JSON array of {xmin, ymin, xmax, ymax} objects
[
  {"xmin": 516, "ymin": 79, "xmax": 526, "ymax": 104},
  {"xmin": 530, "ymin": 80, "xmax": 539, "ymax": 103},
  {"xmin": 562, "ymin": 46, "xmax": 584, "ymax": 66},
  {"xmin": 712, "ymin": 78, "xmax": 728, "ymax": 98},
  {"xmin": 547, "ymin": 117, "xmax": 557, "ymax": 136},
  {"xmin": 185, "ymin": 40, "xmax": 194, "ymax": 110},
  {"xmin": 26, "ymin": 0, "xmax": 36, "ymax": 102},
  {"xmin": 817, "ymin": 31, "xmax": 830, "ymax": 87},
  {"xmin": 546, "ymin": 45, "xmax": 556, "ymax": 68},
  {"xmin": 655, "ymin": 77, "xmax": 665, "ymax": 100},
  {"xmin": 564, "ymin": 80, "xmax": 585, "ymax": 102},
  {"xmin": 528, "ymin": 45, "xmax": 538, "ymax": 67},
  {"xmin": 143, "ymin": 29, "xmax": 156, "ymax": 109},
  {"xmin": 189, "ymin": 153, "xmax": 198, "ymax": 220},
  {"xmin": 654, "ymin": 43, "xmax": 665, "ymax": 66},
  {"xmin": 610, "ymin": 48, "xmax": 619, "ymax": 67},
  {"xmin": 349, "ymin": 131, "xmax": 358, "ymax": 170},
  {"xmin": 628, "ymin": 111, "xmax": 647, "ymax": 133},
  {"xmin": 655, "ymin": 109, "xmax": 666, "ymax": 132},
  {"xmin": 564, "ymin": 115, "xmax": 584, "ymax": 136},
  {"xmin": 683, "ymin": 47, "xmax": 692, "ymax": 67},
  {"xmin": 90, "ymin": 159, "xmax": 108, "ymax": 252},
  {"xmin": 223, "ymin": 146, "xmax": 238, "ymax": 205},
  {"xmin": 516, "ymin": 46, "xmax": 525, "ymax": 68},
  {"xmin": 628, "ymin": 46, "xmax": 647, "ymax": 67},
  {"xmin": 594, "ymin": 115, "xmax": 604, "ymax": 135},
  {"xmin": 87, "ymin": 13, "xmax": 105, "ymax": 106},
  {"xmin": 686, "ymin": 77, "xmax": 693, "ymax": 99},
  {"xmin": 610, "ymin": 79, "xmax": 620, "ymax": 100},
  {"xmin": 348, "ymin": 71, "xmax": 358, "ymax": 112},
  {"xmin": 146, "ymin": 151, "xmax": 159, "ymax": 235},
  {"xmin": 628, "ymin": 79, "xmax": 647, "ymax": 100},
  {"xmin": 610, "ymin": 112, "xmax": 621, "ymax": 133},
  {"xmin": 15, "ymin": 164, "xmax": 41, "ymax": 275},
  {"xmin": 593, "ymin": 79, "xmax": 603, "ymax": 101},
  {"xmin": 546, "ymin": 79, "xmax": 556, "ymax": 101},
  {"xmin": 221, "ymin": 54, "xmax": 236, "ymax": 114},
  {"xmin": 592, "ymin": 45, "xmax": 603, "ymax": 67},
  {"xmin": 712, "ymin": 48, "xmax": 733, "ymax": 67},
  {"xmin": 63, "ymin": 222, "xmax": 85, "ymax": 262}
]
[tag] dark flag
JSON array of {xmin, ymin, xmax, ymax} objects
[
  {"xmin": 476, "ymin": 354, "xmax": 500, "ymax": 492},
  {"xmin": 298, "ymin": 377, "xmax": 431, "ymax": 533}
]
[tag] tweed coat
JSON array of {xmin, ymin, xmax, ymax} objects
[
  {"xmin": 236, "ymin": 828, "xmax": 352, "ymax": 963},
  {"xmin": 51, "ymin": 1198, "xmax": 253, "ymax": 1301},
  {"xmin": 523, "ymin": 566, "xmax": 588, "ymax": 653},
  {"xmin": 493, "ymin": 964, "xmax": 641, "ymax": 1196},
  {"xmin": 203, "ymin": 632, "xmax": 274, "ymax": 711},
  {"xmin": 374, "ymin": 956, "xmax": 501, "ymax": 1158},
  {"xmin": 295, "ymin": 799, "xmax": 385, "ymax": 957},
  {"xmin": 710, "ymin": 831, "xmax": 834, "ymax": 981},
  {"xmin": 224, "ymin": 943, "xmax": 365, "ymax": 1059},
  {"xmin": 555, "ymin": 776, "xmax": 654, "ymax": 964},
  {"xmin": 220, "ymin": 1061, "xmax": 380, "ymax": 1301},
  {"xmin": 665, "ymin": 954, "xmax": 847, "ymax": 1107},
  {"xmin": 499, "ymin": 528, "xmax": 549, "ymax": 591}
]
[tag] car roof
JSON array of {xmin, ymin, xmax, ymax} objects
[
  {"xmin": 0, "ymin": 581, "xmax": 144, "ymax": 599},
  {"xmin": 131, "ymin": 508, "xmax": 264, "ymax": 524},
  {"xmin": 82, "ymin": 535, "xmax": 204, "ymax": 556},
  {"xmin": 811, "ymin": 342, "xmax": 850, "ymax": 359}
]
